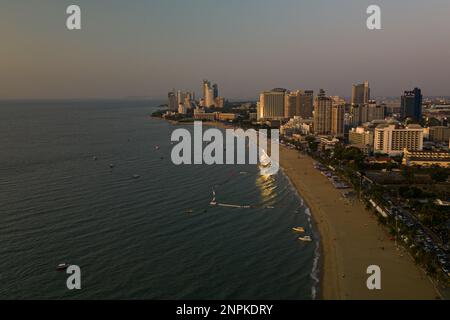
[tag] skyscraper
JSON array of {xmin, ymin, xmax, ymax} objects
[
  {"xmin": 313, "ymin": 89, "xmax": 333, "ymax": 135},
  {"xmin": 331, "ymin": 104, "xmax": 345, "ymax": 137},
  {"xmin": 202, "ymin": 80, "xmax": 218, "ymax": 107},
  {"xmin": 168, "ymin": 90, "xmax": 178, "ymax": 111},
  {"xmin": 205, "ymin": 88, "xmax": 215, "ymax": 107},
  {"xmin": 351, "ymin": 81, "xmax": 370, "ymax": 105},
  {"xmin": 297, "ymin": 90, "xmax": 314, "ymax": 119},
  {"xmin": 366, "ymin": 101, "xmax": 385, "ymax": 122},
  {"xmin": 202, "ymin": 80, "xmax": 211, "ymax": 101},
  {"xmin": 401, "ymin": 88, "xmax": 422, "ymax": 121},
  {"xmin": 177, "ymin": 90, "xmax": 186, "ymax": 105}
]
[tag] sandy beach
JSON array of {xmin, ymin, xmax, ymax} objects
[{"xmin": 280, "ymin": 147, "xmax": 440, "ymax": 300}]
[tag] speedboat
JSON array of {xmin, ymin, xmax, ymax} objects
[
  {"xmin": 292, "ymin": 227, "xmax": 305, "ymax": 233},
  {"xmin": 298, "ymin": 236, "xmax": 312, "ymax": 242},
  {"xmin": 56, "ymin": 263, "xmax": 70, "ymax": 271},
  {"xmin": 210, "ymin": 189, "xmax": 217, "ymax": 206},
  {"xmin": 132, "ymin": 174, "xmax": 140, "ymax": 179}
]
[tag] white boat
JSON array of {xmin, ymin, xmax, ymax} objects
[
  {"xmin": 56, "ymin": 263, "xmax": 70, "ymax": 271},
  {"xmin": 210, "ymin": 189, "xmax": 217, "ymax": 206},
  {"xmin": 298, "ymin": 236, "xmax": 312, "ymax": 242},
  {"xmin": 292, "ymin": 227, "xmax": 305, "ymax": 233}
]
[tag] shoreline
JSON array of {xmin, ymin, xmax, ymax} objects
[
  {"xmin": 280, "ymin": 147, "xmax": 440, "ymax": 300},
  {"xmin": 154, "ymin": 117, "xmax": 440, "ymax": 299}
]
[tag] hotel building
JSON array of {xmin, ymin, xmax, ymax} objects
[
  {"xmin": 374, "ymin": 124, "xmax": 423, "ymax": 156},
  {"xmin": 258, "ymin": 88, "xmax": 287, "ymax": 121}
]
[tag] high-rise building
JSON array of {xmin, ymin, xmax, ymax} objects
[
  {"xmin": 202, "ymin": 80, "xmax": 211, "ymax": 102},
  {"xmin": 367, "ymin": 101, "xmax": 385, "ymax": 122},
  {"xmin": 297, "ymin": 90, "xmax": 314, "ymax": 119},
  {"xmin": 177, "ymin": 90, "xmax": 186, "ymax": 105},
  {"xmin": 205, "ymin": 88, "xmax": 215, "ymax": 107},
  {"xmin": 258, "ymin": 88, "xmax": 287, "ymax": 120},
  {"xmin": 285, "ymin": 91, "xmax": 298, "ymax": 118},
  {"xmin": 313, "ymin": 89, "xmax": 333, "ymax": 135},
  {"xmin": 350, "ymin": 104, "xmax": 365, "ymax": 127},
  {"xmin": 401, "ymin": 88, "xmax": 423, "ymax": 121},
  {"xmin": 168, "ymin": 90, "xmax": 178, "ymax": 111},
  {"xmin": 213, "ymin": 84, "xmax": 219, "ymax": 99},
  {"xmin": 351, "ymin": 81, "xmax": 370, "ymax": 105},
  {"xmin": 351, "ymin": 100, "xmax": 385, "ymax": 126},
  {"xmin": 283, "ymin": 90, "xmax": 314, "ymax": 119},
  {"xmin": 331, "ymin": 104, "xmax": 345, "ymax": 137},
  {"xmin": 374, "ymin": 124, "xmax": 423, "ymax": 156},
  {"xmin": 202, "ymin": 80, "xmax": 218, "ymax": 107}
]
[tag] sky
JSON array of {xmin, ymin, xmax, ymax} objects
[{"xmin": 1, "ymin": 0, "xmax": 450, "ymax": 100}]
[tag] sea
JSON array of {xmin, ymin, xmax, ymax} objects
[{"xmin": 0, "ymin": 100, "xmax": 319, "ymax": 299}]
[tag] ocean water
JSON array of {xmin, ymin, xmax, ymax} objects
[{"xmin": 0, "ymin": 100, "xmax": 319, "ymax": 299}]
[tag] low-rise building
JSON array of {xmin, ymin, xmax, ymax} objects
[
  {"xmin": 218, "ymin": 113, "xmax": 237, "ymax": 122},
  {"xmin": 319, "ymin": 136, "xmax": 340, "ymax": 151},
  {"xmin": 193, "ymin": 108, "xmax": 217, "ymax": 121},
  {"xmin": 402, "ymin": 149, "xmax": 450, "ymax": 168}
]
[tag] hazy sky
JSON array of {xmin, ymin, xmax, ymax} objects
[{"xmin": 1, "ymin": 0, "xmax": 450, "ymax": 99}]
